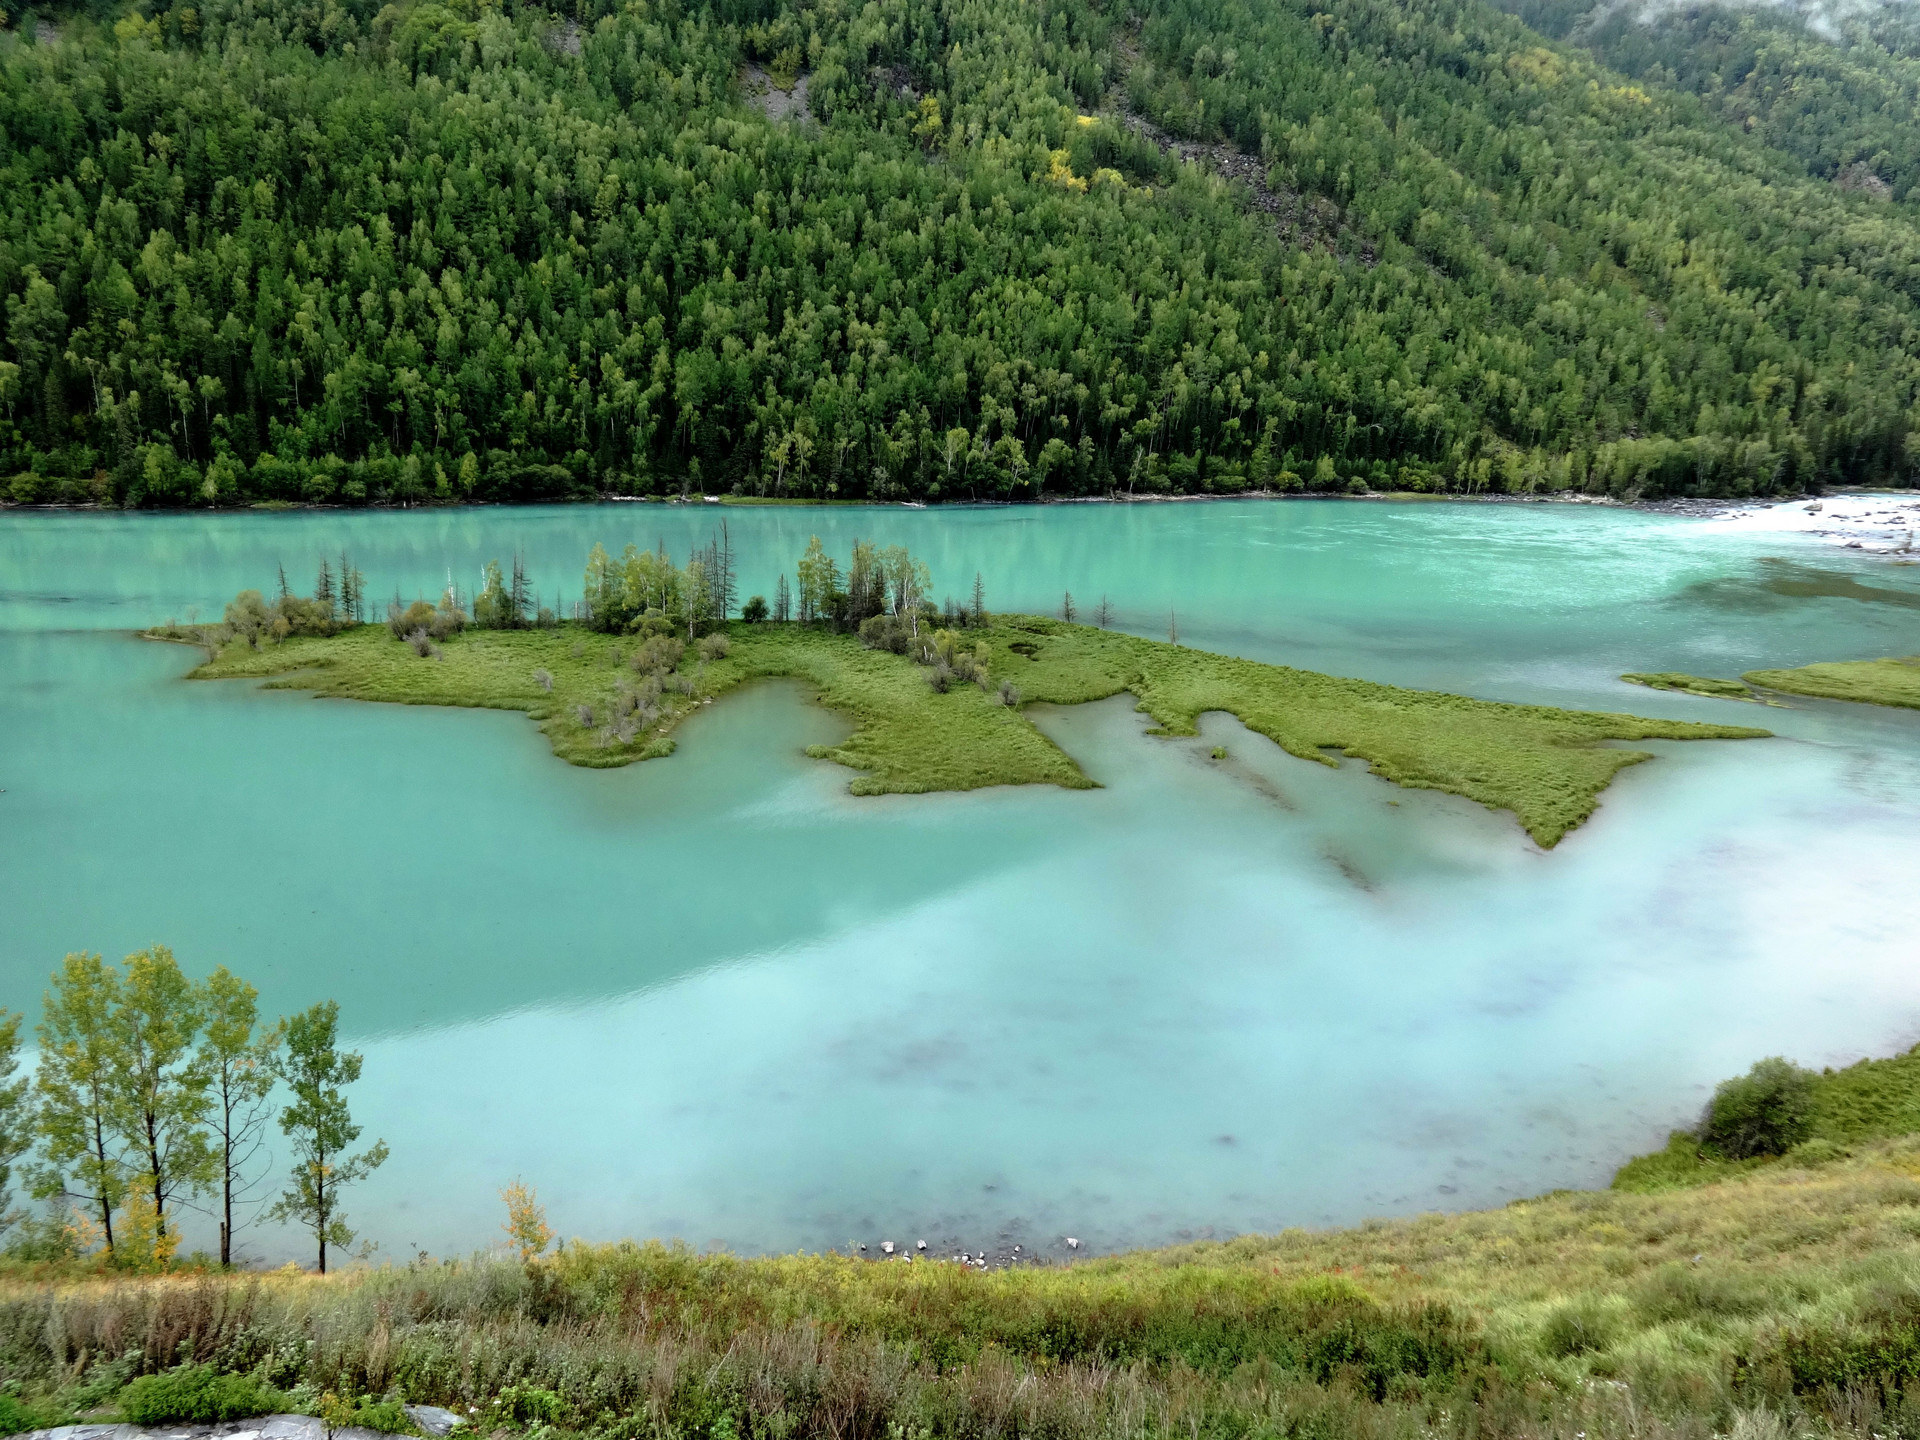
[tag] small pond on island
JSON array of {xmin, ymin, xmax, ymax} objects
[{"xmin": 4, "ymin": 499, "xmax": 1920, "ymax": 1263}]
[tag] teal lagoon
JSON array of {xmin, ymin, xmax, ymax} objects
[{"xmin": 3, "ymin": 500, "xmax": 1919, "ymax": 1261}]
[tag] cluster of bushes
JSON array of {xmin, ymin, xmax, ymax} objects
[
  {"xmin": 387, "ymin": 596, "xmax": 468, "ymax": 657},
  {"xmin": 1615, "ymin": 1045, "xmax": 1920, "ymax": 1191},
  {"xmin": 149, "ymin": 555, "xmax": 368, "ymax": 657},
  {"xmin": 119, "ymin": 1365, "xmax": 289, "ymax": 1425},
  {"xmin": 596, "ymin": 634, "xmax": 704, "ymax": 744},
  {"xmin": 858, "ymin": 615, "xmax": 995, "ymax": 695}
]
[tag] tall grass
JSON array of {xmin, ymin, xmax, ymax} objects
[{"xmin": 10, "ymin": 1146, "xmax": 1920, "ymax": 1438}]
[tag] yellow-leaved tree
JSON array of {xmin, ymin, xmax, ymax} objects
[{"xmin": 501, "ymin": 1180, "xmax": 553, "ymax": 1263}]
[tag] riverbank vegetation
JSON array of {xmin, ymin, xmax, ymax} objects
[
  {"xmin": 1743, "ymin": 656, "xmax": 1920, "ymax": 710},
  {"xmin": 1621, "ymin": 672, "xmax": 1770, "ymax": 703},
  {"xmin": 153, "ymin": 538, "xmax": 1768, "ymax": 844},
  {"xmin": 9, "ymin": 1135, "xmax": 1920, "ymax": 1438},
  {"xmin": 8, "ymin": 0, "xmax": 1920, "ymax": 506},
  {"xmin": 1616, "ymin": 1045, "xmax": 1920, "ymax": 1193},
  {"xmin": 0, "ymin": 948, "xmax": 383, "ymax": 1275}
]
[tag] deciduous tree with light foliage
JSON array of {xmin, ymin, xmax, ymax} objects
[
  {"xmin": 113, "ymin": 944, "xmax": 216, "ymax": 1243},
  {"xmin": 270, "ymin": 1001, "xmax": 387, "ymax": 1274},
  {"xmin": 0, "ymin": 1010, "xmax": 33, "ymax": 1233},
  {"xmin": 32, "ymin": 953, "xmax": 126, "ymax": 1256},
  {"xmin": 202, "ymin": 966, "xmax": 286, "ymax": 1266},
  {"xmin": 501, "ymin": 1180, "xmax": 554, "ymax": 1263}
]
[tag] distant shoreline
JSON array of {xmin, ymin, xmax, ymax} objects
[{"xmin": 0, "ymin": 486, "xmax": 1859, "ymax": 516}]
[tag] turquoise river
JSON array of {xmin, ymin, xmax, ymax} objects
[{"xmin": 4, "ymin": 499, "xmax": 1920, "ymax": 1263}]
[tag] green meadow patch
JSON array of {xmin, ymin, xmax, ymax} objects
[{"xmin": 171, "ymin": 618, "xmax": 1767, "ymax": 847}]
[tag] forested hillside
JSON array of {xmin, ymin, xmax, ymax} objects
[
  {"xmin": 4, "ymin": 0, "xmax": 1920, "ymax": 506},
  {"xmin": 1505, "ymin": 0, "xmax": 1920, "ymax": 205}
]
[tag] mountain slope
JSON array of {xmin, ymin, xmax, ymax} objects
[{"xmin": 3, "ymin": 0, "xmax": 1919, "ymax": 505}]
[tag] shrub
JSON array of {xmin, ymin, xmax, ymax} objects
[
  {"xmin": 427, "ymin": 602, "xmax": 467, "ymax": 640},
  {"xmin": 1540, "ymin": 1299, "xmax": 1616, "ymax": 1358},
  {"xmin": 1700, "ymin": 1058, "xmax": 1816, "ymax": 1159},
  {"xmin": 389, "ymin": 599, "xmax": 438, "ymax": 638},
  {"xmin": 1634, "ymin": 1263, "xmax": 1772, "ymax": 1325},
  {"xmin": 631, "ymin": 636, "xmax": 683, "ymax": 673},
  {"xmin": 119, "ymin": 1365, "xmax": 285, "ymax": 1424},
  {"xmin": 858, "ymin": 613, "xmax": 912, "ymax": 654},
  {"xmin": 698, "ymin": 632, "xmax": 730, "ymax": 661},
  {"xmin": 533, "ymin": 669, "xmax": 553, "ymax": 692},
  {"xmin": 0, "ymin": 1394, "xmax": 61, "ymax": 1436},
  {"xmin": 349, "ymin": 1398, "xmax": 416, "ymax": 1434},
  {"xmin": 406, "ymin": 627, "xmax": 434, "ymax": 658},
  {"xmin": 741, "ymin": 595, "xmax": 769, "ymax": 623},
  {"xmin": 1787, "ymin": 1137, "xmax": 1849, "ymax": 1167},
  {"xmin": 493, "ymin": 1385, "xmax": 563, "ymax": 1427},
  {"xmin": 997, "ymin": 679, "xmax": 1019, "ymax": 706}
]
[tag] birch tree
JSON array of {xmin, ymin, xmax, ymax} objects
[{"xmin": 33, "ymin": 953, "xmax": 126, "ymax": 1255}]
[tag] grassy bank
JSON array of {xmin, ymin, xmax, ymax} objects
[
  {"xmin": 1616, "ymin": 1045, "xmax": 1920, "ymax": 1193},
  {"xmin": 1621, "ymin": 672, "xmax": 1774, "ymax": 703},
  {"xmin": 1743, "ymin": 656, "xmax": 1920, "ymax": 710},
  {"xmin": 9, "ymin": 1146, "xmax": 1920, "ymax": 1439},
  {"xmin": 168, "ymin": 619, "xmax": 1767, "ymax": 846}
]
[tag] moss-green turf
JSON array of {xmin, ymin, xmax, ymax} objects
[
  {"xmin": 174, "ymin": 618, "xmax": 1768, "ymax": 847},
  {"xmin": 1743, "ymin": 655, "xmax": 1920, "ymax": 710}
]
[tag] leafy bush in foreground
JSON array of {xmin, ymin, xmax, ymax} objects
[
  {"xmin": 1700, "ymin": 1058, "xmax": 1817, "ymax": 1160},
  {"xmin": 118, "ymin": 1364, "xmax": 286, "ymax": 1424},
  {"xmin": 0, "ymin": 1392, "xmax": 65, "ymax": 1436}
]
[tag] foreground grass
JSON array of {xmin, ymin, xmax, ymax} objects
[
  {"xmin": 11, "ymin": 1148, "xmax": 1920, "ymax": 1438},
  {"xmin": 1743, "ymin": 655, "xmax": 1920, "ymax": 710},
  {"xmin": 169, "ymin": 618, "xmax": 1766, "ymax": 846}
]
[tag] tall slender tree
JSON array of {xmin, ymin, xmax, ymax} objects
[
  {"xmin": 971, "ymin": 572, "xmax": 986, "ymax": 627},
  {"xmin": 509, "ymin": 553, "xmax": 531, "ymax": 628},
  {"xmin": 796, "ymin": 536, "xmax": 834, "ymax": 624},
  {"xmin": 33, "ymin": 954, "xmax": 126, "ymax": 1255},
  {"xmin": 271, "ymin": 1002, "xmax": 387, "ymax": 1274},
  {"xmin": 0, "ymin": 1011, "xmax": 33, "ymax": 1233},
  {"xmin": 113, "ymin": 945, "xmax": 216, "ymax": 1242},
  {"xmin": 201, "ymin": 968, "xmax": 285, "ymax": 1266},
  {"xmin": 716, "ymin": 521, "xmax": 737, "ymax": 620},
  {"xmin": 773, "ymin": 572, "xmax": 791, "ymax": 623},
  {"xmin": 339, "ymin": 553, "xmax": 364, "ymax": 624}
]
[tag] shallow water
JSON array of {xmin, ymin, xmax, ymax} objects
[{"xmin": 4, "ymin": 500, "xmax": 1920, "ymax": 1262}]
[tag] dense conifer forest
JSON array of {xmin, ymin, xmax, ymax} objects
[{"xmin": 6, "ymin": 0, "xmax": 1920, "ymax": 505}]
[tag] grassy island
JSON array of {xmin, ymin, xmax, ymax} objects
[
  {"xmin": 1621, "ymin": 672, "xmax": 1772, "ymax": 703},
  {"xmin": 147, "ymin": 537, "xmax": 1768, "ymax": 846},
  {"xmin": 1742, "ymin": 655, "xmax": 1920, "ymax": 711},
  {"xmin": 160, "ymin": 627, "xmax": 1764, "ymax": 852}
]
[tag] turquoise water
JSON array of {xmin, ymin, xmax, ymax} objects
[{"xmin": 4, "ymin": 500, "xmax": 1920, "ymax": 1262}]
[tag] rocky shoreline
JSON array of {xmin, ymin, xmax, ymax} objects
[{"xmin": 18, "ymin": 1408, "xmax": 467, "ymax": 1440}]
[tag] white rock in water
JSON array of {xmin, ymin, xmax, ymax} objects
[
  {"xmin": 881, "ymin": 1241, "xmax": 895, "ymax": 1254},
  {"xmin": 1065, "ymin": 1237, "xmax": 1080, "ymax": 1249},
  {"xmin": 916, "ymin": 1240, "xmax": 927, "ymax": 1250}
]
